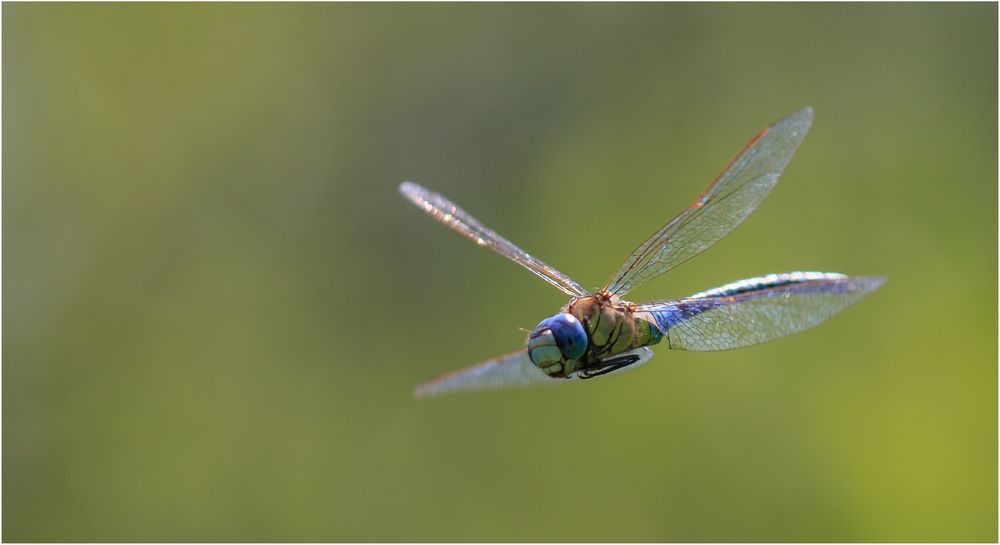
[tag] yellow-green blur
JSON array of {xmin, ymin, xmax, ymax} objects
[{"xmin": 3, "ymin": 3, "xmax": 996, "ymax": 542}]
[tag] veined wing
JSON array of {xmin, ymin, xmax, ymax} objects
[
  {"xmin": 415, "ymin": 350, "xmax": 556, "ymax": 397},
  {"xmin": 634, "ymin": 272, "xmax": 885, "ymax": 351},
  {"xmin": 400, "ymin": 182, "xmax": 588, "ymax": 297},
  {"xmin": 414, "ymin": 346, "xmax": 655, "ymax": 397},
  {"xmin": 604, "ymin": 108, "xmax": 814, "ymax": 297}
]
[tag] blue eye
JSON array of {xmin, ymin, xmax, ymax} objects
[{"xmin": 542, "ymin": 313, "xmax": 588, "ymax": 360}]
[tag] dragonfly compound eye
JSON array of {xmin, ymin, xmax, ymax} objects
[{"xmin": 527, "ymin": 313, "xmax": 588, "ymax": 375}]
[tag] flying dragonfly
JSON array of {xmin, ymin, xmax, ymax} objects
[{"xmin": 400, "ymin": 107, "xmax": 884, "ymax": 397}]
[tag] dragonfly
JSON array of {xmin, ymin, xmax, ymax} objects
[{"xmin": 400, "ymin": 107, "xmax": 884, "ymax": 397}]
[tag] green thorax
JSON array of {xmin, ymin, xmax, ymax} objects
[{"xmin": 567, "ymin": 294, "xmax": 663, "ymax": 361}]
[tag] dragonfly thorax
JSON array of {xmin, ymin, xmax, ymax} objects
[
  {"xmin": 527, "ymin": 313, "xmax": 587, "ymax": 378},
  {"xmin": 568, "ymin": 293, "xmax": 663, "ymax": 360}
]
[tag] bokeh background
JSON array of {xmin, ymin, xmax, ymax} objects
[{"xmin": 4, "ymin": 3, "xmax": 996, "ymax": 542}]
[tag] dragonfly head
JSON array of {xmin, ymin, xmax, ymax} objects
[{"xmin": 527, "ymin": 313, "xmax": 588, "ymax": 377}]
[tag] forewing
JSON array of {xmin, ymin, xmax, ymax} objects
[
  {"xmin": 400, "ymin": 182, "xmax": 588, "ymax": 297},
  {"xmin": 604, "ymin": 108, "xmax": 814, "ymax": 296},
  {"xmin": 414, "ymin": 350, "xmax": 556, "ymax": 397},
  {"xmin": 635, "ymin": 272, "xmax": 884, "ymax": 351},
  {"xmin": 414, "ymin": 346, "xmax": 657, "ymax": 397}
]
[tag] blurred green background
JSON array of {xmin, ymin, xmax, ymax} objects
[{"xmin": 4, "ymin": 3, "xmax": 996, "ymax": 542}]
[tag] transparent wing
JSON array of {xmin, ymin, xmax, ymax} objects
[
  {"xmin": 604, "ymin": 107, "xmax": 814, "ymax": 297},
  {"xmin": 414, "ymin": 346, "xmax": 655, "ymax": 397},
  {"xmin": 400, "ymin": 182, "xmax": 588, "ymax": 297},
  {"xmin": 414, "ymin": 350, "xmax": 557, "ymax": 398},
  {"xmin": 635, "ymin": 272, "xmax": 885, "ymax": 351}
]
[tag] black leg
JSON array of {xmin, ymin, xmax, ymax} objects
[{"xmin": 577, "ymin": 354, "xmax": 641, "ymax": 379}]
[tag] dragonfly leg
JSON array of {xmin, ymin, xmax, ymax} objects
[{"xmin": 577, "ymin": 354, "xmax": 642, "ymax": 379}]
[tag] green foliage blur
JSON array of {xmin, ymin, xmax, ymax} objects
[{"xmin": 4, "ymin": 3, "xmax": 996, "ymax": 542}]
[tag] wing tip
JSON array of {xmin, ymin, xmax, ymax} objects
[
  {"xmin": 775, "ymin": 106, "xmax": 814, "ymax": 132},
  {"xmin": 399, "ymin": 180, "xmax": 420, "ymax": 196},
  {"xmin": 857, "ymin": 274, "xmax": 887, "ymax": 293},
  {"xmin": 413, "ymin": 383, "xmax": 435, "ymax": 398},
  {"xmin": 412, "ymin": 373, "xmax": 458, "ymax": 399}
]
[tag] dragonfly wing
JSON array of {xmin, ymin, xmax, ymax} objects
[
  {"xmin": 400, "ymin": 182, "xmax": 588, "ymax": 297},
  {"xmin": 414, "ymin": 346, "xmax": 657, "ymax": 397},
  {"xmin": 635, "ymin": 272, "xmax": 885, "ymax": 351},
  {"xmin": 414, "ymin": 350, "xmax": 557, "ymax": 397},
  {"xmin": 604, "ymin": 108, "xmax": 814, "ymax": 297}
]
